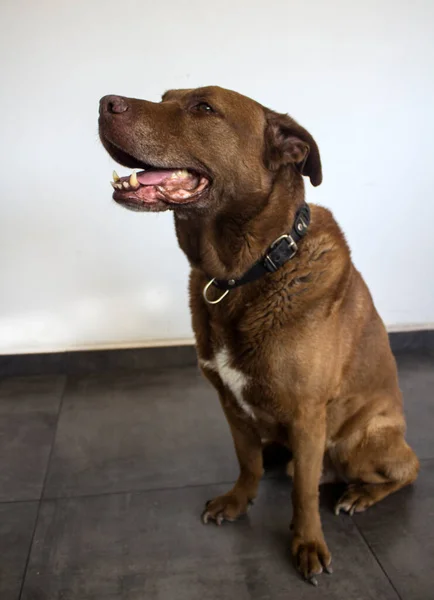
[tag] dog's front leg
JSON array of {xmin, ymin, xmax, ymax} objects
[
  {"xmin": 202, "ymin": 403, "xmax": 263, "ymax": 526},
  {"xmin": 290, "ymin": 405, "xmax": 332, "ymax": 584}
]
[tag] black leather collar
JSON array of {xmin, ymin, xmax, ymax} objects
[{"xmin": 204, "ymin": 203, "xmax": 310, "ymax": 301}]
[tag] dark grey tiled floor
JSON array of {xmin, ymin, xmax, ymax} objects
[
  {"xmin": 0, "ymin": 350, "xmax": 432, "ymax": 599},
  {"xmin": 0, "ymin": 376, "xmax": 65, "ymax": 502},
  {"xmin": 0, "ymin": 502, "xmax": 38, "ymax": 599},
  {"xmin": 44, "ymin": 369, "xmax": 237, "ymax": 498}
]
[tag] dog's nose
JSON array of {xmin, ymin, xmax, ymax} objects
[{"xmin": 100, "ymin": 95, "xmax": 129, "ymax": 115}]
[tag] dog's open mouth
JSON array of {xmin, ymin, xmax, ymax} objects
[
  {"xmin": 110, "ymin": 168, "xmax": 210, "ymax": 208},
  {"xmin": 100, "ymin": 133, "xmax": 211, "ymax": 210}
]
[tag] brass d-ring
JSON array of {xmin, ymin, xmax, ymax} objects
[{"xmin": 203, "ymin": 278, "xmax": 230, "ymax": 305}]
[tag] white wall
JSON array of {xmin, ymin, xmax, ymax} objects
[{"xmin": 1, "ymin": 0, "xmax": 433, "ymax": 354}]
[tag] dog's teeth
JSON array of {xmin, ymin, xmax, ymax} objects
[
  {"xmin": 112, "ymin": 170, "xmax": 120, "ymax": 182},
  {"xmin": 115, "ymin": 183, "xmax": 123, "ymax": 189},
  {"xmin": 129, "ymin": 171, "xmax": 138, "ymax": 187},
  {"xmin": 111, "ymin": 181, "xmax": 116, "ymax": 189},
  {"xmin": 172, "ymin": 169, "xmax": 189, "ymax": 179},
  {"xmin": 122, "ymin": 181, "xmax": 130, "ymax": 189}
]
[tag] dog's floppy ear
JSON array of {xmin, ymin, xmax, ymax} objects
[{"xmin": 264, "ymin": 111, "xmax": 322, "ymax": 186}]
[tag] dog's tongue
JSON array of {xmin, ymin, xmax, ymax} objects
[{"xmin": 136, "ymin": 170, "xmax": 175, "ymax": 186}]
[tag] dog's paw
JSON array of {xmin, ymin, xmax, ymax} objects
[
  {"xmin": 201, "ymin": 492, "xmax": 252, "ymax": 525},
  {"xmin": 335, "ymin": 483, "xmax": 377, "ymax": 516},
  {"xmin": 292, "ymin": 535, "xmax": 332, "ymax": 585}
]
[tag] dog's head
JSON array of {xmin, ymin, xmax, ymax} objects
[{"xmin": 99, "ymin": 86, "xmax": 322, "ymax": 213}]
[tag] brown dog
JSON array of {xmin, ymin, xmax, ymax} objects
[{"xmin": 99, "ymin": 86, "xmax": 419, "ymax": 584}]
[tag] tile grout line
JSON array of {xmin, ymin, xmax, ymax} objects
[
  {"xmin": 0, "ymin": 471, "xmax": 290, "ymax": 506},
  {"xmin": 42, "ymin": 478, "xmax": 241, "ymax": 502},
  {"xmin": 352, "ymin": 517, "xmax": 404, "ymax": 600},
  {"xmin": 0, "ymin": 497, "xmax": 41, "ymax": 506},
  {"xmin": 17, "ymin": 375, "xmax": 68, "ymax": 600}
]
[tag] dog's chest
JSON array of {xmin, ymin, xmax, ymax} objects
[{"xmin": 200, "ymin": 347, "xmax": 256, "ymax": 420}]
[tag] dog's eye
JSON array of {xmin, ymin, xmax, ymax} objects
[{"xmin": 193, "ymin": 102, "xmax": 215, "ymax": 114}]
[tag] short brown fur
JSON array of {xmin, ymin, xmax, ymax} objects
[{"xmin": 99, "ymin": 86, "xmax": 419, "ymax": 584}]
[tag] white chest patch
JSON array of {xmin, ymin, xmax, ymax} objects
[{"xmin": 200, "ymin": 347, "xmax": 255, "ymax": 420}]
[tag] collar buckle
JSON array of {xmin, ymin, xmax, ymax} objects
[{"xmin": 265, "ymin": 234, "xmax": 298, "ymax": 272}]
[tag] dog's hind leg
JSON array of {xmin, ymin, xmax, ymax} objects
[{"xmin": 334, "ymin": 426, "xmax": 419, "ymax": 515}]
